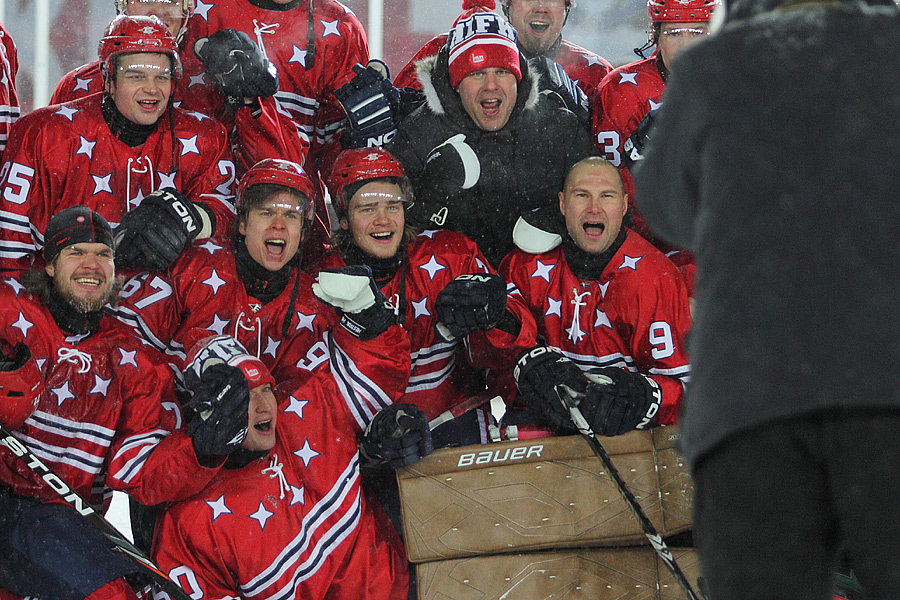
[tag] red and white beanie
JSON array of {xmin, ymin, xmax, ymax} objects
[{"xmin": 446, "ymin": 0, "xmax": 521, "ymax": 89}]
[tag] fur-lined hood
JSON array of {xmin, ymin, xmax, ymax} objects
[{"xmin": 412, "ymin": 46, "xmax": 541, "ymax": 125}]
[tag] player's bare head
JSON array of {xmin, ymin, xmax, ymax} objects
[
  {"xmin": 118, "ymin": 0, "xmax": 194, "ymax": 41},
  {"xmin": 502, "ymin": 0, "xmax": 573, "ymax": 55},
  {"xmin": 559, "ymin": 157, "xmax": 628, "ymax": 254}
]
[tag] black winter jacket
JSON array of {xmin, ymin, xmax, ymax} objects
[
  {"xmin": 387, "ymin": 47, "xmax": 596, "ymax": 266},
  {"xmin": 635, "ymin": 1, "xmax": 900, "ymax": 467}
]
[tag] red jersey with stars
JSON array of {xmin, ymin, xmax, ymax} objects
[
  {"xmin": 0, "ymin": 94, "xmax": 236, "ymax": 274},
  {"xmin": 111, "ymin": 237, "xmax": 339, "ymax": 387},
  {"xmin": 152, "ymin": 325, "xmax": 411, "ymax": 600},
  {"xmin": 499, "ymin": 230, "xmax": 691, "ymax": 425},
  {"xmin": 314, "ymin": 229, "xmax": 533, "ymax": 425},
  {"xmin": 179, "ymin": 0, "xmax": 368, "ymax": 166},
  {"xmin": 0, "ymin": 21, "xmax": 19, "ymax": 160},
  {"xmin": 0, "ymin": 277, "xmax": 221, "ymax": 508}
]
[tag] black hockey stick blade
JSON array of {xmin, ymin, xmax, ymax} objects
[
  {"xmin": 0, "ymin": 424, "xmax": 192, "ymax": 600},
  {"xmin": 558, "ymin": 392, "xmax": 703, "ymax": 600}
]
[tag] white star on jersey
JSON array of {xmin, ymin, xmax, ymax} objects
[
  {"xmin": 294, "ymin": 310, "xmax": 316, "ymax": 333},
  {"xmin": 54, "ymin": 105, "xmax": 79, "ymax": 121},
  {"xmin": 119, "ymin": 348, "xmax": 138, "ymax": 368},
  {"xmin": 288, "ymin": 45, "xmax": 308, "ymax": 68},
  {"xmin": 206, "ymin": 494, "xmax": 231, "ymax": 520},
  {"xmin": 158, "ymin": 171, "xmax": 177, "ymax": 188},
  {"xmin": 90, "ymin": 374, "xmax": 112, "ymax": 396},
  {"xmin": 249, "ymin": 502, "xmax": 275, "ymax": 530},
  {"xmin": 178, "ymin": 135, "xmax": 200, "ymax": 156},
  {"xmin": 284, "ymin": 396, "xmax": 308, "ymax": 418},
  {"xmin": 202, "ymin": 269, "xmax": 227, "ymax": 293},
  {"xmin": 264, "ymin": 336, "xmax": 280, "ymax": 359},
  {"xmin": 193, "ymin": 0, "xmax": 213, "ymax": 21},
  {"xmin": 545, "ymin": 297, "xmax": 562, "ymax": 318},
  {"xmin": 208, "ymin": 314, "xmax": 229, "ymax": 335},
  {"xmin": 75, "ymin": 136, "xmax": 95, "ymax": 159},
  {"xmin": 595, "ymin": 309, "xmax": 613, "ymax": 329},
  {"xmin": 289, "ymin": 484, "xmax": 305, "ymax": 506},
  {"xmin": 51, "ymin": 382, "xmax": 75, "ymax": 407},
  {"xmin": 293, "ymin": 439, "xmax": 320, "ymax": 468},
  {"xmin": 418, "ymin": 255, "xmax": 446, "ymax": 280},
  {"xmin": 5, "ymin": 279, "xmax": 24, "ymax": 296},
  {"xmin": 12, "ymin": 312, "xmax": 33, "ymax": 336},
  {"xmin": 619, "ymin": 255, "xmax": 643, "ymax": 271},
  {"xmin": 597, "ymin": 281, "xmax": 610, "ymax": 298},
  {"xmin": 73, "ymin": 78, "xmax": 92, "ymax": 92},
  {"xmin": 198, "ymin": 240, "xmax": 222, "ymax": 255},
  {"xmin": 618, "ymin": 72, "xmax": 639, "ymax": 86},
  {"xmin": 91, "ymin": 173, "xmax": 113, "ymax": 195},
  {"xmin": 412, "ymin": 297, "xmax": 430, "ymax": 319},
  {"xmin": 188, "ymin": 73, "xmax": 206, "ymax": 88},
  {"xmin": 531, "ymin": 260, "xmax": 556, "ymax": 283},
  {"xmin": 320, "ymin": 19, "xmax": 341, "ymax": 38}
]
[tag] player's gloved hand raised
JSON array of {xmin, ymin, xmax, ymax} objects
[
  {"xmin": 312, "ymin": 265, "xmax": 396, "ymax": 340},
  {"xmin": 360, "ymin": 403, "xmax": 433, "ymax": 468},
  {"xmin": 194, "ymin": 28, "xmax": 278, "ymax": 106},
  {"xmin": 114, "ymin": 189, "xmax": 206, "ymax": 272},
  {"xmin": 623, "ymin": 107, "xmax": 657, "ymax": 169},
  {"xmin": 185, "ymin": 363, "xmax": 251, "ymax": 459},
  {"xmin": 434, "ymin": 273, "xmax": 507, "ymax": 342},
  {"xmin": 529, "ymin": 56, "xmax": 590, "ymax": 129},
  {"xmin": 336, "ymin": 60, "xmax": 402, "ymax": 148}
]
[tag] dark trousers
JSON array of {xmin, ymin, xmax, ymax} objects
[
  {"xmin": 0, "ymin": 488, "xmax": 137, "ymax": 600},
  {"xmin": 693, "ymin": 408, "xmax": 900, "ymax": 600}
]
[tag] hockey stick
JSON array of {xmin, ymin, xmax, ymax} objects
[
  {"xmin": 557, "ymin": 396, "xmax": 703, "ymax": 600},
  {"xmin": 0, "ymin": 424, "xmax": 192, "ymax": 600},
  {"xmin": 428, "ymin": 392, "xmax": 500, "ymax": 431}
]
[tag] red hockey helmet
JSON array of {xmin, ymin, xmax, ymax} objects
[
  {"xmin": 0, "ymin": 343, "xmax": 44, "ymax": 431},
  {"xmin": 648, "ymin": 0, "xmax": 721, "ymax": 23},
  {"xmin": 98, "ymin": 14, "xmax": 182, "ymax": 81},
  {"xmin": 235, "ymin": 159, "xmax": 316, "ymax": 223},
  {"xmin": 115, "ymin": 0, "xmax": 194, "ymax": 43},
  {"xmin": 326, "ymin": 148, "xmax": 413, "ymax": 219},
  {"xmin": 184, "ymin": 335, "xmax": 275, "ymax": 392}
]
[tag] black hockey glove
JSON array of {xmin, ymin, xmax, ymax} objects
[
  {"xmin": 513, "ymin": 346, "xmax": 589, "ymax": 435},
  {"xmin": 185, "ymin": 363, "xmax": 251, "ymax": 459},
  {"xmin": 434, "ymin": 273, "xmax": 507, "ymax": 342},
  {"xmin": 420, "ymin": 134, "xmax": 481, "ymax": 228},
  {"xmin": 114, "ymin": 189, "xmax": 205, "ymax": 271},
  {"xmin": 623, "ymin": 107, "xmax": 657, "ymax": 169},
  {"xmin": 335, "ymin": 60, "xmax": 402, "ymax": 148},
  {"xmin": 360, "ymin": 403, "xmax": 433, "ymax": 468},
  {"xmin": 530, "ymin": 56, "xmax": 590, "ymax": 129},
  {"xmin": 569, "ymin": 366, "xmax": 663, "ymax": 436},
  {"xmin": 312, "ymin": 265, "xmax": 396, "ymax": 340},
  {"xmin": 194, "ymin": 28, "xmax": 278, "ymax": 107}
]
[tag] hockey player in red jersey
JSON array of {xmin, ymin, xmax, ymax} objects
[
  {"xmin": 394, "ymin": 0, "xmax": 611, "ymax": 110},
  {"xmin": 112, "ymin": 158, "xmax": 340, "ymax": 387},
  {"xmin": 317, "ymin": 148, "xmax": 532, "ymax": 437},
  {"xmin": 502, "ymin": 157, "xmax": 691, "ymax": 437},
  {"xmin": 179, "ymin": 0, "xmax": 367, "ymax": 163},
  {"xmin": 0, "ymin": 206, "xmax": 249, "ymax": 600},
  {"xmin": 0, "ymin": 15, "xmax": 237, "ymax": 276},
  {"xmin": 51, "ymin": 0, "xmax": 195, "ymax": 105},
  {"xmin": 152, "ymin": 296, "xmax": 418, "ymax": 599},
  {"xmin": 593, "ymin": 0, "xmax": 718, "ymax": 281},
  {"xmin": 0, "ymin": 20, "xmax": 19, "ymax": 160}
]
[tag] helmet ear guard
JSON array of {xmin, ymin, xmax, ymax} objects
[
  {"xmin": 326, "ymin": 148, "xmax": 413, "ymax": 220},
  {"xmin": 0, "ymin": 343, "xmax": 44, "ymax": 431}
]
